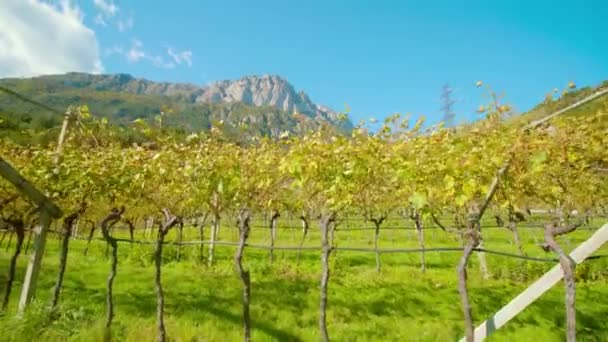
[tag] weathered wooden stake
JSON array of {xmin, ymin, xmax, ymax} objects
[
  {"xmin": 296, "ymin": 215, "xmax": 309, "ymax": 264},
  {"xmin": 208, "ymin": 214, "xmax": 220, "ymax": 266},
  {"xmin": 269, "ymin": 210, "xmax": 280, "ymax": 264},
  {"xmin": 18, "ymin": 210, "xmax": 52, "ymax": 313},
  {"xmin": 413, "ymin": 211, "xmax": 426, "ymax": 272}
]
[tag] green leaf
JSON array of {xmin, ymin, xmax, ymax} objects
[
  {"xmin": 409, "ymin": 192, "xmax": 427, "ymax": 209},
  {"xmin": 455, "ymin": 194, "xmax": 469, "ymax": 207},
  {"xmin": 463, "ymin": 179, "xmax": 477, "ymax": 197},
  {"xmin": 530, "ymin": 151, "xmax": 547, "ymax": 165},
  {"xmin": 443, "ymin": 175, "xmax": 455, "ymax": 191}
]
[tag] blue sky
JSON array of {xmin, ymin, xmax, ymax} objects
[{"xmin": 4, "ymin": 0, "xmax": 607, "ymax": 125}]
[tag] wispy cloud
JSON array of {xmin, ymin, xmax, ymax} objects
[
  {"xmin": 94, "ymin": 13, "xmax": 107, "ymax": 26},
  {"xmin": 149, "ymin": 55, "xmax": 175, "ymax": 69},
  {"xmin": 117, "ymin": 16, "xmax": 134, "ymax": 32},
  {"xmin": 167, "ymin": 47, "xmax": 193, "ymax": 67},
  {"xmin": 126, "ymin": 39, "xmax": 145, "ymax": 62},
  {"xmin": 113, "ymin": 39, "xmax": 175, "ymax": 69},
  {"xmin": 104, "ymin": 45, "xmax": 123, "ymax": 56},
  {"xmin": 89, "ymin": 1, "xmax": 190, "ymax": 71},
  {"xmin": 92, "ymin": 0, "xmax": 133, "ymax": 31},
  {"xmin": 93, "ymin": 0, "xmax": 117, "ymax": 17}
]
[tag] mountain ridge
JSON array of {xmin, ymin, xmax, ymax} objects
[
  {"xmin": 0, "ymin": 72, "xmax": 344, "ymax": 123},
  {"xmin": 0, "ymin": 72, "xmax": 352, "ymax": 142}
]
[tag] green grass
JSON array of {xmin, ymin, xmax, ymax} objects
[{"xmin": 1, "ymin": 218, "xmax": 607, "ymax": 341}]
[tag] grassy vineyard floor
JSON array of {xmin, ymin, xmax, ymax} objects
[{"xmin": 1, "ymin": 219, "xmax": 608, "ymax": 341}]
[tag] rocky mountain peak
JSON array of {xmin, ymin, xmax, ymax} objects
[{"xmin": 195, "ymin": 74, "xmax": 338, "ymax": 122}]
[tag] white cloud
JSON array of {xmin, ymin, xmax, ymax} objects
[
  {"xmin": 93, "ymin": 0, "xmax": 117, "ymax": 17},
  {"xmin": 121, "ymin": 39, "xmax": 174, "ymax": 69},
  {"xmin": 93, "ymin": 0, "xmax": 131, "ymax": 31},
  {"xmin": 167, "ymin": 47, "xmax": 193, "ymax": 67},
  {"xmin": 117, "ymin": 16, "xmax": 134, "ymax": 32},
  {"xmin": 58, "ymin": 0, "xmax": 84, "ymax": 21},
  {"xmin": 0, "ymin": 0, "xmax": 103, "ymax": 78},
  {"xmin": 105, "ymin": 44, "xmax": 123, "ymax": 56},
  {"xmin": 94, "ymin": 13, "xmax": 107, "ymax": 26},
  {"xmin": 149, "ymin": 56, "xmax": 175, "ymax": 69},
  {"xmin": 126, "ymin": 39, "xmax": 145, "ymax": 62}
]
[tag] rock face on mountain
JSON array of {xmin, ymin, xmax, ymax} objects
[
  {"xmin": 196, "ymin": 75, "xmax": 332, "ymax": 120},
  {"xmin": 17, "ymin": 72, "xmax": 343, "ymax": 123}
]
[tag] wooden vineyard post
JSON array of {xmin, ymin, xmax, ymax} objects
[
  {"xmin": 18, "ymin": 209, "xmax": 52, "ymax": 312},
  {"xmin": 53, "ymin": 107, "xmax": 73, "ymax": 169},
  {"xmin": 0, "ymin": 156, "xmax": 62, "ymax": 313},
  {"xmin": 459, "ymin": 223, "xmax": 608, "ymax": 342}
]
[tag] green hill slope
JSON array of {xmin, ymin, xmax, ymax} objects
[{"xmin": 510, "ymin": 80, "xmax": 608, "ymax": 126}]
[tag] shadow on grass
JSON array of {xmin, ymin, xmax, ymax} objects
[{"xmin": 115, "ymin": 289, "xmax": 303, "ymax": 341}]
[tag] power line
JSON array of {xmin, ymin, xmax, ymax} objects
[{"xmin": 0, "ymin": 85, "xmax": 65, "ymax": 116}]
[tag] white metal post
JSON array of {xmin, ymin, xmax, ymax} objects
[{"xmin": 460, "ymin": 223, "xmax": 608, "ymax": 341}]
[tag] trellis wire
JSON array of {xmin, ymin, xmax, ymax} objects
[{"xmin": 75, "ymin": 236, "xmax": 608, "ymax": 264}]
